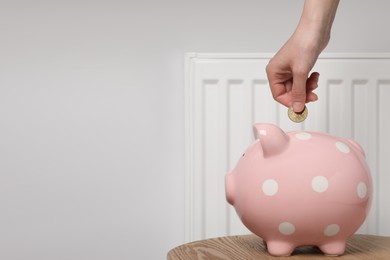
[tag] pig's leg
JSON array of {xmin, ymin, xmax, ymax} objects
[
  {"xmin": 318, "ymin": 240, "xmax": 346, "ymax": 256},
  {"xmin": 266, "ymin": 240, "xmax": 295, "ymax": 256}
]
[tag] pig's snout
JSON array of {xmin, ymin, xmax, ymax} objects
[{"xmin": 225, "ymin": 173, "xmax": 235, "ymax": 205}]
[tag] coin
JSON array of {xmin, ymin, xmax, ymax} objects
[{"xmin": 288, "ymin": 106, "xmax": 308, "ymax": 123}]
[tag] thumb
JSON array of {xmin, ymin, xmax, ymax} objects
[{"xmin": 291, "ymin": 72, "xmax": 308, "ymax": 113}]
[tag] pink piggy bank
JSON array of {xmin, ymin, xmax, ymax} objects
[{"xmin": 225, "ymin": 123, "xmax": 372, "ymax": 256}]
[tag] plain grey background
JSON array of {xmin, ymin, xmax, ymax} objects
[{"xmin": 1, "ymin": 1, "xmax": 389, "ymax": 259}]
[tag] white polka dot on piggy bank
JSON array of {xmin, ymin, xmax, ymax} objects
[{"xmin": 225, "ymin": 124, "xmax": 373, "ymax": 257}]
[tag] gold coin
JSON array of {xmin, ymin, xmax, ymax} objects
[{"xmin": 288, "ymin": 106, "xmax": 308, "ymax": 123}]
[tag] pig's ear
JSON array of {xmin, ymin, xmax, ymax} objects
[{"xmin": 253, "ymin": 123, "xmax": 289, "ymax": 157}]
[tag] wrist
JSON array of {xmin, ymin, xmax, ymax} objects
[{"xmin": 295, "ymin": 20, "xmax": 331, "ymax": 53}]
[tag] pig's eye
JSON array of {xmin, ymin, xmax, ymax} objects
[{"xmin": 242, "ymin": 153, "xmax": 245, "ymax": 157}]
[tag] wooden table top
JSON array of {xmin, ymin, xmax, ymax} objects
[{"xmin": 167, "ymin": 234, "xmax": 390, "ymax": 260}]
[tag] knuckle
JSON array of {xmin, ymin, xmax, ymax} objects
[{"xmin": 294, "ymin": 68, "xmax": 309, "ymax": 78}]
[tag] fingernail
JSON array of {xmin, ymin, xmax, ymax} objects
[{"xmin": 292, "ymin": 102, "xmax": 305, "ymax": 113}]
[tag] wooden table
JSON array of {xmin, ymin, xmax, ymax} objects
[{"xmin": 167, "ymin": 234, "xmax": 390, "ymax": 259}]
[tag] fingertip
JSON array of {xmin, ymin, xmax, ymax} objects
[
  {"xmin": 307, "ymin": 72, "xmax": 319, "ymax": 90},
  {"xmin": 311, "ymin": 71, "xmax": 320, "ymax": 78},
  {"xmin": 307, "ymin": 92, "xmax": 318, "ymax": 102},
  {"xmin": 292, "ymin": 102, "xmax": 305, "ymax": 113}
]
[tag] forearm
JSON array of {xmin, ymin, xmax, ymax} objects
[{"xmin": 296, "ymin": 0, "xmax": 340, "ymax": 51}]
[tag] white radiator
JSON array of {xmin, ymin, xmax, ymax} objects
[{"xmin": 185, "ymin": 53, "xmax": 390, "ymax": 242}]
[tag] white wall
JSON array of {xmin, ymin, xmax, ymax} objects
[{"xmin": 0, "ymin": 1, "xmax": 389, "ymax": 259}]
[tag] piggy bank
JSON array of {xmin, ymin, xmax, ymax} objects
[{"xmin": 225, "ymin": 123, "xmax": 372, "ymax": 256}]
